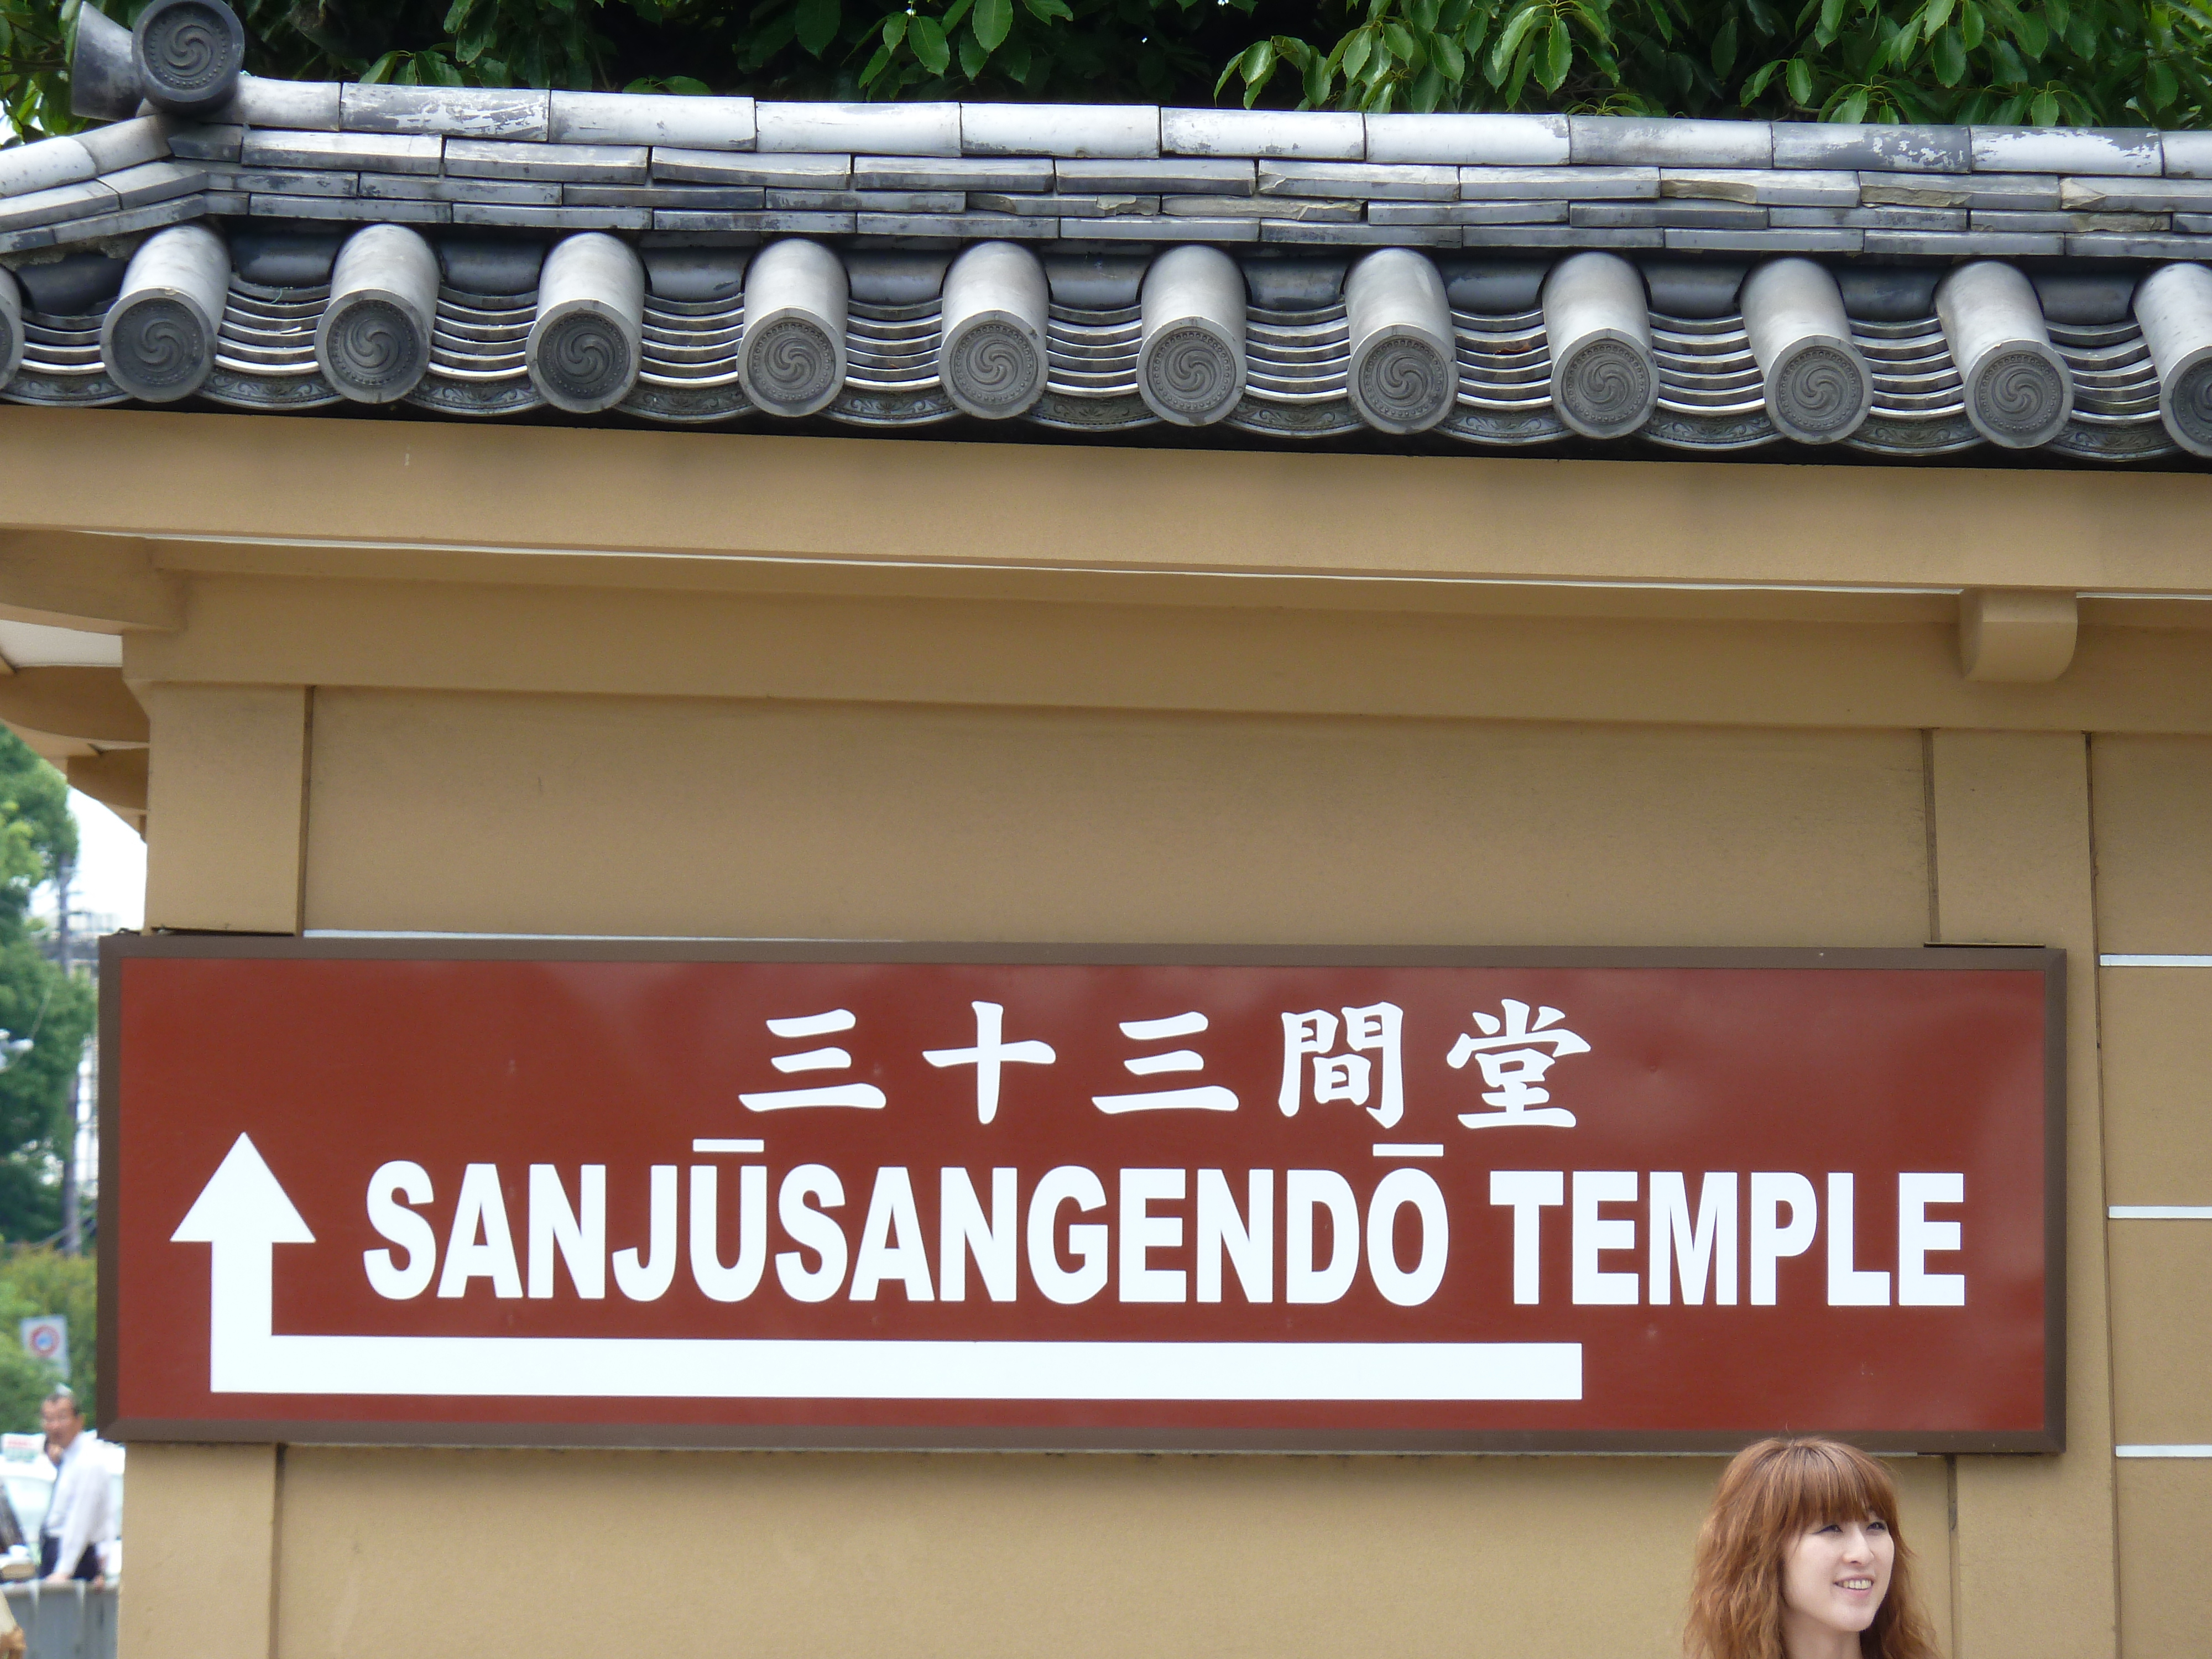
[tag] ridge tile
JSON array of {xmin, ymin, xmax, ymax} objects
[
  {"xmin": 550, "ymin": 91, "xmax": 755, "ymax": 150},
  {"xmin": 961, "ymin": 105, "xmax": 1156, "ymax": 159},
  {"xmin": 445, "ymin": 138, "xmax": 650, "ymax": 185},
  {"xmin": 757, "ymin": 103, "xmax": 960, "ymax": 156},
  {"xmin": 1365, "ymin": 113, "xmax": 1567, "ymax": 165},
  {"xmin": 341, "ymin": 84, "xmax": 549, "ymax": 140},
  {"xmin": 1161, "ymin": 109, "xmax": 1364, "ymax": 160}
]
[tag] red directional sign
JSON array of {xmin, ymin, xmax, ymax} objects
[{"xmin": 101, "ymin": 938, "xmax": 2063, "ymax": 1452}]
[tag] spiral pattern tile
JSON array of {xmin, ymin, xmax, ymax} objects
[
  {"xmin": 325, "ymin": 298, "xmax": 424, "ymax": 399},
  {"xmin": 538, "ymin": 310, "xmax": 634, "ymax": 409},
  {"xmin": 1144, "ymin": 325, "xmax": 1239, "ymax": 424},
  {"xmin": 135, "ymin": 0, "xmax": 242, "ymax": 110},
  {"xmin": 1973, "ymin": 349, "xmax": 2067, "ymax": 445},
  {"xmin": 1557, "ymin": 337, "xmax": 1653, "ymax": 438},
  {"xmin": 2171, "ymin": 358, "xmax": 2212, "ymax": 453},
  {"xmin": 1354, "ymin": 334, "xmax": 1451, "ymax": 430},
  {"xmin": 745, "ymin": 316, "xmax": 838, "ymax": 414},
  {"xmin": 109, "ymin": 297, "xmax": 208, "ymax": 398},
  {"xmin": 1771, "ymin": 342, "xmax": 1866, "ymax": 441},
  {"xmin": 947, "ymin": 320, "xmax": 1041, "ymax": 416}
]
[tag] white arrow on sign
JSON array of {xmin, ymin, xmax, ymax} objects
[{"xmin": 170, "ymin": 1135, "xmax": 1583, "ymax": 1404}]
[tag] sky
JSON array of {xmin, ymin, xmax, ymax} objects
[{"xmin": 45, "ymin": 791, "xmax": 145, "ymax": 933}]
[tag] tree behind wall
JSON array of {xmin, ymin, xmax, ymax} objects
[
  {"xmin": 4, "ymin": 0, "xmax": 2210, "ymax": 143},
  {"xmin": 0, "ymin": 733, "xmax": 93, "ymax": 1248}
]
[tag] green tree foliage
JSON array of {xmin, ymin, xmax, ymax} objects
[
  {"xmin": 0, "ymin": 734, "xmax": 93, "ymax": 1248},
  {"xmin": 1223, "ymin": 0, "xmax": 2212, "ymax": 123},
  {"xmin": 6, "ymin": 0, "xmax": 2212, "ymax": 149},
  {"xmin": 0, "ymin": 1249, "xmax": 94, "ymax": 1432},
  {"xmin": 0, "ymin": 1248, "xmax": 96, "ymax": 1425}
]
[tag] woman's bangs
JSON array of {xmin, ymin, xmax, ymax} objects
[{"xmin": 1765, "ymin": 1442, "xmax": 1899, "ymax": 1535}]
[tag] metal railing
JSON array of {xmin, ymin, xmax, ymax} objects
[{"xmin": 3, "ymin": 1583, "xmax": 117, "ymax": 1659}]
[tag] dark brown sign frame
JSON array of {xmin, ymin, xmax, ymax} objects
[{"xmin": 98, "ymin": 936, "xmax": 2067, "ymax": 1455}]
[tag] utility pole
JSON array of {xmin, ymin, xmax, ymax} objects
[{"xmin": 55, "ymin": 850, "xmax": 77, "ymax": 1255}]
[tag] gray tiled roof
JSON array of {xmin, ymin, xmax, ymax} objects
[{"xmin": 5, "ymin": 38, "xmax": 2212, "ymax": 460}]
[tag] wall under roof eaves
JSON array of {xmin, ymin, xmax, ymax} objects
[{"xmin": 6, "ymin": 19, "xmax": 2212, "ymax": 464}]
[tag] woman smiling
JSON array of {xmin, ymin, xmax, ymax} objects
[{"xmin": 1687, "ymin": 1438, "xmax": 1944, "ymax": 1659}]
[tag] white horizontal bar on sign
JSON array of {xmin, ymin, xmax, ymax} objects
[
  {"xmin": 2109, "ymin": 1206, "xmax": 2212, "ymax": 1219},
  {"xmin": 2116, "ymin": 1445, "xmax": 2212, "ymax": 1458},
  {"xmin": 1373, "ymin": 1143, "xmax": 1446, "ymax": 1158},
  {"xmin": 2099, "ymin": 954, "xmax": 2212, "ymax": 968},
  {"xmin": 229, "ymin": 1338, "xmax": 1584, "ymax": 1403},
  {"xmin": 692, "ymin": 1139, "xmax": 765, "ymax": 1154}
]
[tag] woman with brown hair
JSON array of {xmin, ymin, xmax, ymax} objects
[{"xmin": 1687, "ymin": 1437, "xmax": 1944, "ymax": 1659}]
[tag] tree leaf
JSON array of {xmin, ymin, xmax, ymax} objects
[
  {"xmin": 1433, "ymin": 31, "xmax": 1466, "ymax": 77},
  {"xmin": 2029, "ymin": 85, "xmax": 2058, "ymax": 122},
  {"xmin": 1959, "ymin": 0, "xmax": 1985, "ymax": 46},
  {"xmin": 1343, "ymin": 26, "xmax": 1375, "ymax": 80},
  {"xmin": 1931, "ymin": 25, "xmax": 1964, "ymax": 81},
  {"xmin": 882, "ymin": 12, "xmax": 908, "ymax": 46},
  {"xmin": 2012, "ymin": 10, "xmax": 2045, "ymax": 56},
  {"xmin": 1710, "ymin": 12, "xmax": 1736, "ymax": 74},
  {"xmin": 972, "ymin": 0, "xmax": 1011, "ymax": 52},
  {"xmin": 1834, "ymin": 85, "xmax": 1869, "ymax": 120},
  {"xmin": 1487, "ymin": 2, "xmax": 1543, "ymax": 79},
  {"xmin": 1021, "ymin": 0, "xmax": 1073, "ymax": 20},
  {"xmin": 1817, "ymin": 0, "xmax": 1845, "ymax": 44},
  {"xmin": 908, "ymin": 13, "xmax": 951, "ymax": 72},
  {"xmin": 1541, "ymin": 15, "xmax": 1572, "ymax": 87},
  {"xmin": 793, "ymin": 0, "xmax": 839, "ymax": 55},
  {"xmin": 959, "ymin": 21, "xmax": 989, "ymax": 75},
  {"xmin": 1786, "ymin": 54, "xmax": 1813, "ymax": 100}
]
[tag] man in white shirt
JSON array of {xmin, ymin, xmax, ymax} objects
[{"xmin": 38, "ymin": 1390, "xmax": 112, "ymax": 1585}]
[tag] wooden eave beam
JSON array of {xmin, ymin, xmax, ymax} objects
[
  {"xmin": 1, "ymin": 405, "xmax": 2209, "ymax": 599},
  {"xmin": 0, "ymin": 529, "xmax": 184, "ymax": 632}
]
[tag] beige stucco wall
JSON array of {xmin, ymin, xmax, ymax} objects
[
  {"xmin": 1, "ymin": 409, "xmax": 2190, "ymax": 1658},
  {"xmin": 152, "ymin": 682, "xmax": 1967, "ymax": 1659},
  {"xmin": 2091, "ymin": 736, "xmax": 2212, "ymax": 1656}
]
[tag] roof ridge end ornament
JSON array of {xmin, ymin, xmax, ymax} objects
[
  {"xmin": 1344, "ymin": 248, "xmax": 1456, "ymax": 435},
  {"xmin": 2131, "ymin": 262, "xmax": 2212, "ymax": 459},
  {"xmin": 1542, "ymin": 251, "xmax": 1657, "ymax": 442},
  {"xmin": 940, "ymin": 241, "xmax": 1050, "ymax": 421},
  {"xmin": 528, "ymin": 233, "xmax": 647, "ymax": 415},
  {"xmin": 1740, "ymin": 257, "xmax": 1872, "ymax": 446},
  {"xmin": 100, "ymin": 221, "xmax": 229, "ymax": 404},
  {"xmin": 0, "ymin": 268, "xmax": 20, "ymax": 396},
  {"xmin": 1137, "ymin": 245, "xmax": 1246, "ymax": 427},
  {"xmin": 71, "ymin": 0, "xmax": 244, "ymax": 121},
  {"xmin": 738, "ymin": 238, "xmax": 849, "ymax": 419},
  {"xmin": 318, "ymin": 225, "xmax": 440, "ymax": 405},
  {"xmin": 1936, "ymin": 260, "xmax": 2073, "ymax": 450}
]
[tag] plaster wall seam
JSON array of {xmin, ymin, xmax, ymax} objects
[
  {"xmin": 294, "ymin": 686, "xmax": 315, "ymax": 938},
  {"xmin": 267, "ymin": 1444, "xmax": 285, "ymax": 1659},
  {"xmin": 2083, "ymin": 733, "xmax": 2126, "ymax": 1658},
  {"xmin": 1921, "ymin": 728, "xmax": 1940, "ymax": 941}
]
